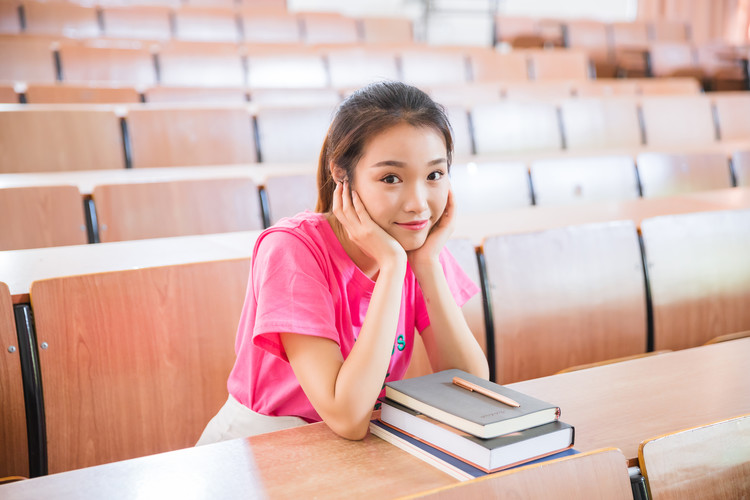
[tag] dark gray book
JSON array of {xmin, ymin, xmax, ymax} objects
[
  {"xmin": 384, "ymin": 369, "xmax": 560, "ymax": 438},
  {"xmin": 380, "ymin": 399, "xmax": 574, "ymax": 472}
]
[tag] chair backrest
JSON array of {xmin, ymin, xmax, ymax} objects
[
  {"xmin": 565, "ymin": 20, "xmax": 611, "ymax": 64},
  {"xmin": 30, "ymin": 258, "xmax": 250, "ymax": 473},
  {"xmin": 58, "ymin": 45, "xmax": 157, "ymax": 86},
  {"xmin": 254, "ymin": 105, "xmax": 333, "ymax": 164},
  {"xmin": 427, "ymin": 83, "xmax": 503, "ymax": 107},
  {"xmin": 25, "ymin": 84, "xmax": 141, "ymax": 104},
  {"xmin": 573, "ymin": 79, "xmax": 640, "ymax": 97},
  {"xmin": 0, "ymin": 84, "xmax": 18, "ymax": 103},
  {"xmin": 471, "ymin": 101, "xmax": 562, "ymax": 155},
  {"xmin": 494, "ymin": 16, "xmax": 539, "ymax": 46},
  {"xmin": 0, "ymin": 185, "xmax": 87, "ymax": 250},
  {"xmin": 158, "ymin": 42, "xmax": 245, "ymax": 87},
  {"xmin": 530, "ymin": 155, "xmax": 640, "ymax": 206},
  {"xmin": 733, "ymin": 150, "xmax": 749, "ymax": 187},
  {"xmin": 636, "ymin": 77, "xmax": 702, "ymax": 95},
  {"xmin": 641, "ymin": 209, "xmax": 750, "ymax": 350},
  {"xmin": 173, "ymin": 6, "xmax": 240, "ymax": 43},
  {"xmin": 100, "ymin": 6, "xmax": 172, "ymax": 41},
  {"xmin": 639, "ymin": 414, "xmax": 750, "ymax": 500},
  {"xmin": 560, "ymin": 97, "xmax": 642, "ymax": 150},
  {"xmin": 246, "ymin": 49, "xmax": 328, "ymax": 89},
  {"xmin": 125, "ymin": 106, "xmax": 257, "ymax": 168},
  {"xmin": 482, "ymin": 221, "xmax": 647, "ymax": 383},
  {"xmin": 611, "ymin": 21, "xmax": 650, "ymax": 50},
  {"xmin": 649, "ymin": 20, "xmax": 690, "ymax": 42},
  {"xmin": 502, "ymin": 81, "xmax": 576, "ymax": 101},
  {"xmin": 648, "ymin": 42, "xmax": 700, "ymax": 78},
  {"xmin": 636, "ymin": 152, "xmax": 732, "ymax": 198},
  {"xmin": 468, "ymin": 50, "xmax": 528, "ymax": 82},
  {"xmin": 239, "ymin": 10, "xmax": 302, "ymax": 44},
  {"xmin": 22, "ymin": 1, "xmax": 100, "ymax": 38},
  {"xmin": 263, "ymin": 172, "xmax": 318, "ymax": 225},
  {"xmin": 444, "ymin": 105, "xmax": 473, "ymax": 158},
  {"xmin": 526, "ymin": 49, "xmax": 591, "ymax": 80},
  {"xmin": 0, "ymin": 108, "xmax": 125, "ymax": 173},
  {"xmin": 640, "ymin": 95, "xmax": 716, "ymax": 147},
  {"xmin": 361, "ymin": 17, "xmax": 412, "ymax": 44},
  {"xmin": 326, "ymin": 47, "xmax": 400, "ymax": 89},
  {"xmin": 407, "ymin": 448, "xmax": 632, "ymax": 500},
  {"xmin": 0, "ymin": 36, "xmax": 57, "ymax": 83},
  {"xmin": 0, "ymin": 281, "xmax": 28, "ymax": 478},
  {"xmin": 1, "ymin": 3, "xmax": 21, "ymax": 34},
  {"xmin": 299, "ymin": 12, "xmax": 359, "ymax": 44},
  {"xmin": 249, "ymin": 88, "xmax": 339, "ymax": 107},
  {"xmin": 92, "ymin": 178, "xmax": 264, "ymax": 242},
  {"xmin": 143, "ymin": 86, "xmax": 248, "ymax": 104},
  {"xmin": 712, "ymin": 92, "xmax": 750, "ymax": 142},
  {"xmin": 450, "ymin": 161, "xmax": 531, "ymax": 214},
  {"xmin": 400, "ymin": 48, "xmax": 469, "ymax": 87}
]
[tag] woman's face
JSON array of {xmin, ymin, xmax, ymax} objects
[{"xmin": 349, "ymin": 122, "xmax": 450, "ymax": 251}]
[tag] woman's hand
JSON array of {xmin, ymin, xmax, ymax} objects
[
  {"xmin": 332, "ymin": 181, "xmax": 406, "ymax": 269},
  {"xmin": 408, "ymin": 189, "xmax": 456, "ymax": 269}
]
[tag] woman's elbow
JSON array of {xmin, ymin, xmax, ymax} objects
[{"xmin": 326, "ymin": 417, "xmax": 370, "ymax": 441}]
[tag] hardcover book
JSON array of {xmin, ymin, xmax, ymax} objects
[{"xmin": 384, "ymin": 369, "xmax": 560, "ymax": 439}]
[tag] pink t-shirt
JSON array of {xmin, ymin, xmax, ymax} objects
[{"xmin": 227, "ymin": 211, "xmax": 479, "ymax": 423}]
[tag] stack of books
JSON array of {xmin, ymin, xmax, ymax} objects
[{"xmin": 369, "ymin": 369, "xmax": 576, "ymax": 480}]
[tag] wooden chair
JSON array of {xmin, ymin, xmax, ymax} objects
[
  {"xmin": 733, "ymin": 150, "xmax": 749, "ymax": 187},
  {"xmin": 173, "ymin": 6, "xmax": 240, "ymax": 43},
  {"xmin": 404, "ymin": 448, "xmax": 632, "ymax": 500},
  {"xmin": 502, "ymin": 81, "xmax": 576, "ymax": 101},
  {"xmin": 25, "ymin": 84, "xmax": 140, "ymax": 104},
  {"xmin": 254, "ymin": 105, "xmax": 332, "ymax": 164},
  {"xmin": 482, "ymin": 221, "xmax": 647, "ymax": 383},
  {"xmin": 712, "ymin": 92, "xmax": 750, "ymax": 142},
  {"xmin": 647, "ymin": 42, "xmax": 703, "ymax": 79},
  {"xmin": 158, "ymin": 42, "xmax": 245, "ymax": 88},
  {"xmin": 639, "ymin": 95, "xmax": 717, "ymax": 148},
  {"xmin": 299, "ymin": 12, "xmax": 359, "ymax": 45},
  {"xmin": 0, "ymin": 83, "xmax": 18, "ymax": 103},
  {"xmin": 637, "ymin": 152, "xmax": 732, "ymax": 198},
  {"xmin": 471, "ymin": 101, "xmax": 562, "ymax": 155},
  {"xmin": 22, "ymin": 1, "xmax": 100, "ymax": 38},
  {"xmin": 0, "ymin": 108, "xmax": 125, "ymax": 173},
  {"xmin": 494, "ymin": 16, "xmax": 540, "ymax": 47},
  {"xmin": 144, "ymin": 86, "xmax": 248, "ymax": 104},
  {"xmin": 426, "ymin": 83, "xmax": 503, "ymax": 107},
  {"xmin": 92, "ymin": 178, "xmax": 264, "ymax": 242},
  {"xmin": 399, "ymin": 48, "xmax": 469, "ymax": 87},
  {"xmin": 424, "ymin": 13, "xmax": 494, "ymax": 47},
  {"xmin": 325, "ymin": 47, "xmax": 400, "ymax": 89},
  {"xmin": 249, "ymin": 88, "xmax": 339, "ymax": 107},
  {"xmin": 468, "ymin": 49, "xmax": 529, "ymax": 83},
  {"xmin": 450, "ymin": 161, "xmax": 532, "ymax": 214},
  {"xmin": 530, "ymin": 155, "xmax": 640, "ymax": 206},
  {"xmin": 0, "ymin": 2, "xmax": 21, "ymax": 34},
  {"xmin": 263, "ymin": 172, "xmax": 318, "ymax": 225},
  {"xmin": 125, "ymin": 106, "xmax": 257, "ymax": 168},
  {"xmin": 639, "ymin": 414, "xmax": 750, "ymax": 499},
  {"xmin": 565, "ymin": 20, "xmax": 616, "ymax": 78},
  {"xmin": 636, "ymin": 77, "xmax": 702, "ymax": 95},
  {"xmin": 0, "ymin": 36, "xmax": 57, "ymax": 84},
  {"xmin": 360, "ymin": 17, "xmax": 412, "ymax": 44},
  {"xmin": 57, "ymin": 45, "xmax": 157, "ymax": 86},
  {"xmin": 560, "ymin": 97, "xmax": 642, "ymax": 151},
  {"xmin": 649, "ymin": 20, "xmax": 690, "ymax": 42},
  {"xmin": 573, "ymin": 79, "xmax": 640, "ymax": 97},
  {"xmin": 611, "ymin": 21, "xmax": 650, "ymax": 77},
  {"xmin": 0, "ymin": 185, "xmax": 87, "ymax": 250},
  {"xmin": 29, "ymin": 258, "xmax": 251, "ymax": 473},
  {"xmin": 0, "ymin": 282, "xmax": 28, "ymax": 479},
  {"xmin": 641, "ymin": 209, "xmax": 750, "ymax": 350},
  {"xmin": 525, "ymin": 49, "xmax": 592, "ymax": 80},
  {"xmin": 246, "ymin": 48, "xmax": 328, "ymax": 89},
  {"xmin": 100, "ymin": 6, "xmax": 172, "ymax": 41},
  {"xmin": 239, "ymin": 10, "xmax": 302, "ymax": 44}
]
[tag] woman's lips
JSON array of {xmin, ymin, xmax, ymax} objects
[{"xmin": 395, "ymin": 220, "xmax": 429, "ymax": 231}]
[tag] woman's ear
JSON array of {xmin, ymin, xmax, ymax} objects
[{"xmin": 330, "ymin": 163, "xmax": 347, "ymax": 184}]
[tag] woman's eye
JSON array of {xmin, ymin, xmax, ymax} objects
[
  {"xmin": 427, "ymin": 170, "xmax": 445, "ymax": 181},
  {"xmin": 382, "ymin": 174, "xmax": 400, "ymax": 184}
]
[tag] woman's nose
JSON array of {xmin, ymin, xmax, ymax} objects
[{"xmin": 403, "ymin": 183, "xmax": 429, "ymax": 213}]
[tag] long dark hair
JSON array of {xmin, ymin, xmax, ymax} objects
[{"xmin": 316, "ymin": 81, "xmax": 454, "ymax": 212}]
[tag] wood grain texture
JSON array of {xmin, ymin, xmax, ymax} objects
[
  {"xmin": 483, "ymin": 221, "xmax": 647, "ymax": 383},
  {"xmin": 713, "ymin": 92, "xmax": 750, "ymax": 142},
  {"xmin": 402, "ymin": 448, "xmax": 632, "ymax": 500},
  {"xmin": 0, "ymin": 282, "xmax": 28, "ymax": 478},
  {"xmin": 637, "ymin": 152, "xmax": 732, "ymax": 198},
  {"xmin": 472, "ymin": 101, "xmax": 562, "ymax": 155},
  {"xmin": 30, "ymin": 258, "xmax": 250, "ymax": 473},
  {"xmin": 58, "ymin": 45, "xmax": 156, "ymax": 87},
  {"xmin": 93, "ymin": 178, "xmax": 264, "ymax": 242},
  {"xmin": 25, "ymin": 84, "xmax": 141, "ymax": 104},
  {"xmin": 0, "ymin": 185, "xmax": 87, "ymax": 250},
  {"xmin": 0, "ymin": 108, "xmax": 125, "ymax": 173},
  {"xmin": 639, "ymin": 95, "xmax": 717, "ymax": 148},
  {"xmin": 639, "ymin": 414, "xmax": 750, "ymax": 500},
  {"xmin": 125, "ymin": 106, "xmax": 257, "ymax": 168},
  {"xmin": 0, "ymin": 36, "xmax": 57, "ymax": 84},
  {"xmin": 641, "ymin": 208, "xmax": 750, "ymax": 350},
  {"xmin": 560, "ymin": 97, "xmax": 642, "ymax": 150}
]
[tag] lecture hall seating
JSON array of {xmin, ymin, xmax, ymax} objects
[
  {"xmin": 24, "ymin": 84, "xmax": 141, "ymax": 104},
  {"xmin": 734, "ymin": 150, "xmax": 750, "ymax": 186},
  {"xmin": 299, "ymin": 12, "xmax": 359, "ymax": 45},
  {"xmin": 57, "ymin": 45, "xmax": 157, "ymax": 87},
  {"xmin": 99, "ymin": 5, "xmax": 173, "ymax": 41},
  {"xmin": 263, "ymin": 172, "xmax": 318, "ymax": 225},
  {"xmin": 253, "ymin": 105, "xmax": 333, "ymax": 163},
  {"xmin": 91, "ymin": 178, "xmax": 264, "ymax": 242},
  {"xmin": 360, "ymin": 17, "xmax": 413, "ymax": 44},
  {"xmin": 21, "ymin": 1, "xmax": 100, "ymax": 39},
  {"xmin": 471, "ymin": 101, "xmax": 562, "ymax": 155},
  {"xmin": 399, "ymin": 47, "xmax": 469, "ymax": 87},
  {"xmin": 173, "ymin": 6, "xmax": 241, "ymax": 43},
  {"xmin": 469, "ymin": 49, "xmax": 529, "ymax": 83},
  {"xmin": 639, "ymin": 413, "xmax": 750, "ymax": 499},
  {"xmin": 639, "ymin": 95, "xmax": 717, "ymax": 148},
  {"xmin": 0, "ymin": 185, "xmax": 87, "ymax": 250},
  {"xmin": 482, "ymin": 221, "xmax": 647, "ymax": 383},
  {"xmin": 158, "ymin": 42, "xmax": 245, "ymax": 88},
  {"xmin": 712, "ymin": 92, "xmax": 750, "ymax": 142},
  {"xmin": 245, "ymin": 46, "xmax": 328, "ymax": 89},
  {"xmin": 239, "ymin": 9, "xmax": 302, "ymax": 44},
  {"xmin": 325, "ymin": 47, "xmax": 400, "ymax": 89},
  {"xmin": 0, "ymin": 281, "xmax": 28, "ymax": 479},
  {"xmin": 636, "ymin": 151, "xmax": 733, "ymax": 198},
  {"xmin": 525, "ymin": 48, "xmax": 592, "ymax": 80},
  {"xmin": 29, "ymin": 258, "xmax": 251, "ymax": 473},
  {"xmin": 449, "ymin": 161, "xmax": 532, "ymax": 214},
  {"xmin": 640, "ymin": 209, "xmax": 750, "ymax": 350},
  {"xmin": 0, "ymin": 36, "xmax": 57, "ymax": 84}
]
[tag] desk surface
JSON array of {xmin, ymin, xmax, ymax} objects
[
  {"xmin": 1, "ymin": 231, "xmax": 260, "ymax": 303},
  {"xmin": 2, "ymin": 339, "xmax": 748, "ymax": 499},
  {"xmin": 454, "ymin": 187, "xmax": 750, "ymax": 244}
]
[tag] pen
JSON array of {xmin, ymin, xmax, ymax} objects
[{"xmin": 452, "ymin": 377, "xmax": 521, "ymax": 408}]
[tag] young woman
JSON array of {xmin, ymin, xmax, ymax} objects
[{"xmin": 198, "ymin": 81, "xmax": 489, "ymax": 444}]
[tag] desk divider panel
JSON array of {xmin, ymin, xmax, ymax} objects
[{"xmin": 29, "ymin": 258, "xmax": 250, "ymax": 473}]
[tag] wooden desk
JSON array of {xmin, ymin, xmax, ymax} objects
[
  {"xmin": 454, "ymin": 187, "xmax": 750, "ymax": 245},
  {"xmin": 1, "ymin": 230, "xmax": 260, "ymax": 304},
  {"xmin": 2, "ymin": 339, "xmax": 747, "ymax": 498}
]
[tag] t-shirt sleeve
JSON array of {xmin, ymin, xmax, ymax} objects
[
  {"xmin": 415, "ymin": 246, "xmax": 481, "ymax": 333},
  {"xmin": 251, "ymin": 230, "xmax": 339, "ymax": 362}
]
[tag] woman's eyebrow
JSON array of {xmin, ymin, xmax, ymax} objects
[{"xmin": 370, "ymin": 158, "xmax": 447, "ymax": 168}]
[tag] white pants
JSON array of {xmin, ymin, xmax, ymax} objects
[{"xmin": 196, "ymin": 394, "xmax": 308, "ymax": 446}]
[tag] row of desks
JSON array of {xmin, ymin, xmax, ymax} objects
[{"xmin": 2, "ymin": 338, "xmax": 749, "ymax": 499}]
